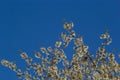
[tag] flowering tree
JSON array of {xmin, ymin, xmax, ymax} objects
[{"xmin": 1, "ymin": 22, "xmax": 120, "ymax": 80}]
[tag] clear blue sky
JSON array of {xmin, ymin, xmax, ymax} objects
[{"xmin": 0, "ymin": 0, "xmax": 120, "ymax": 79}]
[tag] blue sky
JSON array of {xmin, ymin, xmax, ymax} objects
[{"xmin": 0, "ymin": 0, "xmax": 120, "ymax": 79}]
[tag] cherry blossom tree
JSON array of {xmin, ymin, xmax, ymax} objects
[{"xmin": 1, "ymin": 22, "xmax": 120, "ymax": 80}]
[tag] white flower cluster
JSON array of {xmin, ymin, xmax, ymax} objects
[
  {"xmin": 100, "ymin": 30, "xmax": 112, "ymax": 45},
  {"xmin": 1, "ymin": 22, "xmax": 120, "ymax": 80}
]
